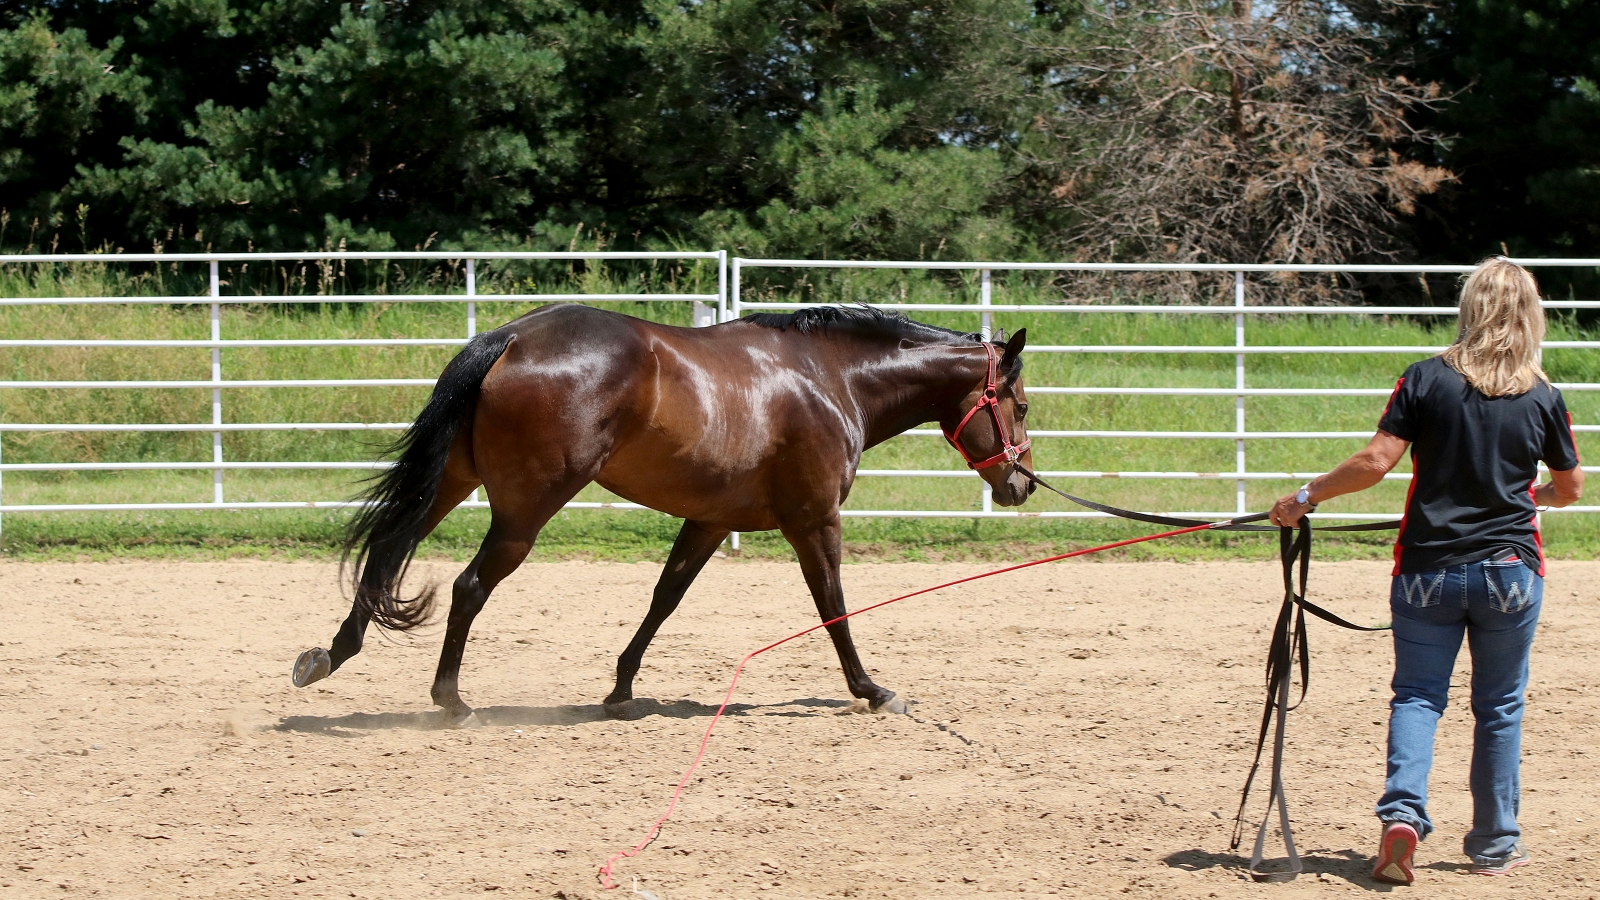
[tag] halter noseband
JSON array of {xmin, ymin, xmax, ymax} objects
[{"xmin": 942, "ymin": 342, "xmax": 1032, "ymax": 470}]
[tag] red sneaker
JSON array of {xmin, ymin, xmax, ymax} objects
[{"xmin": 1372, "ymin": 821, "xmax": 1419, "ymax": 885}]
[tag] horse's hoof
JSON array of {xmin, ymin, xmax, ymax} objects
[
  {"xmin": 871, "ymin": 693, "xmax": 910, "ymax": 716},
  {"xmin": 606, "ymin": 698, "xmax": 658, "ymax": 721},
  {"xmin": 437, "ymin": 707, "xmax": 481, "ymax": 729},
  {"xmin": 291, "ymin": 648, "xmax": 332, "ymax": 687}
]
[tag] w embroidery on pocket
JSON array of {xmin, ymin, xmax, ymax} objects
[
  {"xmin": 1486, "ymin": 564, "xmax": 1536, "ymax": 613},
  {"xmin": 1398, "ymin": 571, "xmax": 1447, "ymax": 608}
]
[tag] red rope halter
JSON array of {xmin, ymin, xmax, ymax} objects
[{"xmin": 941, "ymin": 342, "xmax": 1031, "ymax": 470}]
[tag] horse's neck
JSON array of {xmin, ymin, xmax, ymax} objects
[{"xmin": 849, "ymin": 342, "xmax": 986, "ymax": 450}]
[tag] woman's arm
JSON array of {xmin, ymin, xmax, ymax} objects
[
  {"xmin": 1535, "ymin": 466, "xmax": 1584, "ymax": 508},
  {"xmin": 1268, "ymin": 430, "xmax": 1412, "ymax": 527}
]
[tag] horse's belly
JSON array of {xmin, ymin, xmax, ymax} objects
[{"xmin": 595, "ymin": 448, "xmax": 781, "ymax": 532}]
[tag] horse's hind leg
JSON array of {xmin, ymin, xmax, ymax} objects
[
  {"xmin": 293, "ymin": 438, "xmax": 480, "ymax": 688},
  {"xmin": 429, "ymin": 477, "xmax": 588, "ymax": 722},
  {"xmin": 784, "ymin": 516, "xmax": 906, "ymax": 714},
  {"xmin": 605, "ymin": 520, "xmax": 729, "ymax": 714},
  {"xmin": 428, "ymin": 514, "xmax": 537, "ymax": 723}
]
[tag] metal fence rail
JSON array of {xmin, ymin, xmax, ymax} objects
[
  {"xmin": 727, "ymin": 257, "xmax": 1600, "ymax": 548},
  {"xmin": 0, "ymin": 250, "xmax": 726, "ymax": 526},
  {"xmin": 3, "ymin": 252, "xmax": 1599, "ymax": 540}
]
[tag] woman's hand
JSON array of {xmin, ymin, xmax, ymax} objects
[
  {"xmin": 1534, "ymin": 466, "xmax": 1585, "ymax": 508},
  {"xmin": 1266, "ymin": 430, "xmax": 1411, "ymax": 527},
  {"xmin": 1269, "ymin": 492, "xmax": 1315, "ymax": 527}
]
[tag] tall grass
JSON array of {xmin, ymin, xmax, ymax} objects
[{"xmin": 2, "ymin": 260, "xmax": 1597, "ymax": 561}]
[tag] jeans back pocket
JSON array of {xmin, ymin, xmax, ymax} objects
[
  {"xmin": 1484, "ymin": 561, "xmax": 1539, "ymax": 613},
  {"xmin": 1396, "ymin": 570, "xmax": 1447, "ymax": 608}
]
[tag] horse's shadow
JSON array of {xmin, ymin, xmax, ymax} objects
[
  {"xmin": 274, "ymin": 696, "xmax": 851, "ymax": 736},
  {"xmin": 1162, "ymin": 847, "xmax": 1465, "ymax": 891}
]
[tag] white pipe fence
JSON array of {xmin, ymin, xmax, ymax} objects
[
  {"xmin": 726, "ymin": 256, "xmax": 1600, "ymax": 548},
  {"xmin": 2, "ymin": 252, "xmax": 1598, "ymax": 541},
  {"xmin": 0, "ymin": 250, "xmax": 726, "ymax": 529}
]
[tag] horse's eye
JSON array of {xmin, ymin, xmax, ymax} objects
[{"xmin": 1017, "ymin": 403, "xmax": 1029, "ymax": 419}]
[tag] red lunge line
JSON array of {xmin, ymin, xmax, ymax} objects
[{"xmin": 596, "ymin": 519, "xmax": 1221, "ymax": 888}]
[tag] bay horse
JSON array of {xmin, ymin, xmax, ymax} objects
[{"xmin": 291, "ymin": 303, "xmax": 1035, "ymax": 722}]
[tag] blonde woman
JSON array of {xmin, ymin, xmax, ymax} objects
[{"xmin": 1269, "ymin": 258, "xmax": 1583, "ymax": 884}]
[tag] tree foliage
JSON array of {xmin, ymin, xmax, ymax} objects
[
  {"xmin": 0, "ymin": 12, "xmax": 147, "ymax": 225},
  {"xmin": 0, "ymin": 0, "xmax": 1592, "ymax": 268},
  {"xmin": 1396, "ymin": 0, "xmax": 1600, "ymax": 262},
  {"xmin": 1028, "ymin": 0, "xmax": 1451, "ymax": 268},
  {"xmin": 0, "ymin": 0, "xmax": 1034, "ymax": 257}
]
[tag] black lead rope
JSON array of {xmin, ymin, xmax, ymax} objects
[
  {"xmin": 1013, "ymin": 463, "xmax": 1400, "ymax": 536},
  {"xmin": 1239, "ymin": 523, "xmax": 1312, "ymax": 880},
  {"xmin": 1013, "ymin": 465, "xmax": 1396, "ymax": 881}
]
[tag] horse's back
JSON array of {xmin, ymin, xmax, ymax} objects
[
  {"xmin": 465, "ymin": 305, "xmax": 856, "ymax": 528},
  {"xmin": 487, "ymin": 304, "xmax": 818, "ymax": 403},
  {"xmin": 496, "ymin": 302, "xmax": 650, "ymax": 352}
]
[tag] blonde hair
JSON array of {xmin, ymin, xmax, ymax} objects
[{"xmin": 1441, "ymin": 258, "xmax": 1548, "ymax": 397}]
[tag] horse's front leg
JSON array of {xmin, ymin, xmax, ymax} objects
[{"xmin": 783, "ymin": 516, "xmax": 907, "ymax": 714}]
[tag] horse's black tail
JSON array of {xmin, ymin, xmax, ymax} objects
[{"xmin": 341, "ymin": 330, "xmax": 515, "ymax": 631}]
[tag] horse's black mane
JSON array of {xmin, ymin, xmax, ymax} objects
[
  {"xmin": 744, "ymin": 304, "xmax": 1021, "ymax": 379},
  {"xmin": 745, "ymin": 305, "xmax": 982, "ymax": 345}
]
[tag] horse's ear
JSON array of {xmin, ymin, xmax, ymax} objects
[{"xmin": 1001, "ymin": 328, "xmax": 1027, "ymax": 367}]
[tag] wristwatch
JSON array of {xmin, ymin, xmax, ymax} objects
[{"xmin": 1295, "ymin": 484, "xmax": 1317, "ymax": 510}]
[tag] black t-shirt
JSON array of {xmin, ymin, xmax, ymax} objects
[{"xmin": 1378, "ymin": 356, "xmax": 1579, "ymax": 576}]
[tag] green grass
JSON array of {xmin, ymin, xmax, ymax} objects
[{"xmin": 3, "ymin": 261, "xmax": 1599, "ymax": 562}]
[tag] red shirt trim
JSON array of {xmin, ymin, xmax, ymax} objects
[
  {"xmin": 1379, "ymin": 376, "xmax": 1405, "ymax": 426},
  {"xmin": 1530, "ymin": 478, "xmax": 1547, "ymax": 576},
  {"xmin": 1392, "ymin": 455, "xmax": 1419, "ymax": 576}
]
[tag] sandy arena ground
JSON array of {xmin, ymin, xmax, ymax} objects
[{"xmin": 1, "ymin": 557, "xmax": 1597, "ymax": 899}]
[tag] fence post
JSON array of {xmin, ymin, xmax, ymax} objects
[
  {"xmin": 1234, "ymin": 270, "xmax": 1246, "ymax": 516},
  {"xmin": 466, "ymin": 258, "xmax": 480, "ymax": 506},
  {"xmin": 210, "ymin": 260, "xmax": 224, "ymax": 505},
  {"xmin": 717, "ymin": 250, "xmax": 728, "ymax": 324},
  {"xmin": 980, "ymin": 268, "xmax": 993, "ymax": 340},
  {"xmin": 981, "ymin": 267, "xmax": 993, "ymax": 514},
  {"xmin": 729, "ymin": 256, "xmax": 742, "ymax": 552},
  {"xmin": 465, "ymin": 258, "xmax": 477, "ymax": 339}
]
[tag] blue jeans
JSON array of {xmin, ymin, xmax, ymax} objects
[{"xmin": 1375, "ymin": 558, "xmax": 1542, "ymax": 862}]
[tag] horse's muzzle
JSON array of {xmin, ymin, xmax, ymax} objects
[{"xmin": 991, "ymin": 469, "xmax": 1034, "ymax": 507}]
